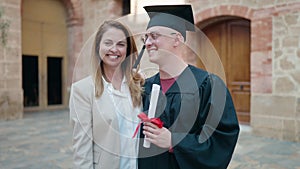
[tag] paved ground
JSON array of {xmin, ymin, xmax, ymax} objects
[{"xmin": 0, "ymin": 110, "xmax": 299, "ymax": 169}]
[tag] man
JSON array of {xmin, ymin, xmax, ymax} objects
[{"xmin": 138, "ymin": 4, "xmax": 240, "ymax": 169}]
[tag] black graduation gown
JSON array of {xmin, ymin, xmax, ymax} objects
[{"xmin": 138, "ymin": 65, "xmax": 240, "ymax": 169}]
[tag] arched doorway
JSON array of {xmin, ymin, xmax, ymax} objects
[
  {"xmin": 198, "ymin": 16, "xmax": 251, "ymax": 124},
  {"xmin": 22, "ymin": 0, "xmax": 68, "ymax": 111}
]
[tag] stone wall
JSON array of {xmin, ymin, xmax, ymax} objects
[
  {"xmin": 269, "ymin": 11, "xmax": 300, "ymax": 141},
  {"xmin": 187, "ymin": 0, "xmax": 300, "ymax": 141},
  {"xmin": 0, "ymin": 0, "xmax": 23, "ymax": 120},
  {"xmin": 0, "ymin": 0, "xmax": 123, "ymax": 120}
]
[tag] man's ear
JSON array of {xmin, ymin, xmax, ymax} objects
[{"xmin": 173, "ymin": 33, "xmax": 184, "ymax": 47}]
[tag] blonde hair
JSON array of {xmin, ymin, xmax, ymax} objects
[{"xmin": 91, "ymin": 20, "xmax": 144, "ymax": 107}]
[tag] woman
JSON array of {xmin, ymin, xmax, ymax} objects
[{"xmin": 70, "ymin": 20, "xmax": 144, "ymax": 169}]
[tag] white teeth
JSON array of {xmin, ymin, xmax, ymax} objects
[
  {"xmin": 110, "ymin": 55, "xmax": 118, "ymax": 59},
  {"xmin": 149, "ymin": 50, "xmax": 156, "ymax": 54},
  {"xmin": 148, "ymin": 48, "xmax": 156, "ymax": 52}
]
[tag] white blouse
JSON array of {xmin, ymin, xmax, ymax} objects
[{"xmin": 103, "ymin": 77, "xmax": 140, "ymax": 169}]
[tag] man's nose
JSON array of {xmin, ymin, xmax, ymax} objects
[{"xmin": 145, "ymin": 37, "xmax": 153, "ymax": 46}]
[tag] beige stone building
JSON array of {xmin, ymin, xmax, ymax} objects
[{"xmin": 0, "ymin": 0, "xmax": 299, "ymax": 141}]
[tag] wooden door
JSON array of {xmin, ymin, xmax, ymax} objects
[{"xmin": 201, "ymin": 19, "xmax": 250, "ymax": 124}]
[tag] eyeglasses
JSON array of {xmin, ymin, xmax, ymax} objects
[{"xmin": 140, "ymin": 32, "xmax": 177, "ymax": 44}]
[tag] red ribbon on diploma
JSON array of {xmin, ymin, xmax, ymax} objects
[{"xmin": 132, "ymin": 112, "xmax": 164, "ymax": 138}]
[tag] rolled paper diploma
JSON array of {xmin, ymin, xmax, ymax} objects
[{"xmin": 143, "ymin": 84, "xmax": 160, "ymax": 148}]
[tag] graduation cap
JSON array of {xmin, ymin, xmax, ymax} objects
[
  {"xmin": 144, "ymin": 4, "xmax": 195, "ymax": 41},
  {"xmin": 133, "ymin": 5, "xmax": 195, "ymax": 69}
]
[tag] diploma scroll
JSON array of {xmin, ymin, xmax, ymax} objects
[{"xmin": 143, "ymin": 84, "xmax": 160, "ymax": 148}]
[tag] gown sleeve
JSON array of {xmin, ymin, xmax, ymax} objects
[
  {"xmin": 171, "ymin": 74, "xmax": 240, "ymax": 169},
  {"xmin": 69, "ymin": 81, "xmax": 93, "ymax": 169}
]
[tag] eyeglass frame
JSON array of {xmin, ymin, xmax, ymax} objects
[{"xmin": 140, "ymin": 32, "xmax": 177, "ymax": 44}]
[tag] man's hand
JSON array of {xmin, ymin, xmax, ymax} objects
[{"xmin": 143, "ymin": 122, "xmax": 171, "ymax": 148}]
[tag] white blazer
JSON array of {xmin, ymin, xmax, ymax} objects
[{"xmin": 69, "ymin": 76, "xmax": 140, "ymax": 169}]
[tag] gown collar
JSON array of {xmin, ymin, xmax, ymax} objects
[{"xmin": 149, "ymin": 65, "xmax": 198, "ymax": 94}]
